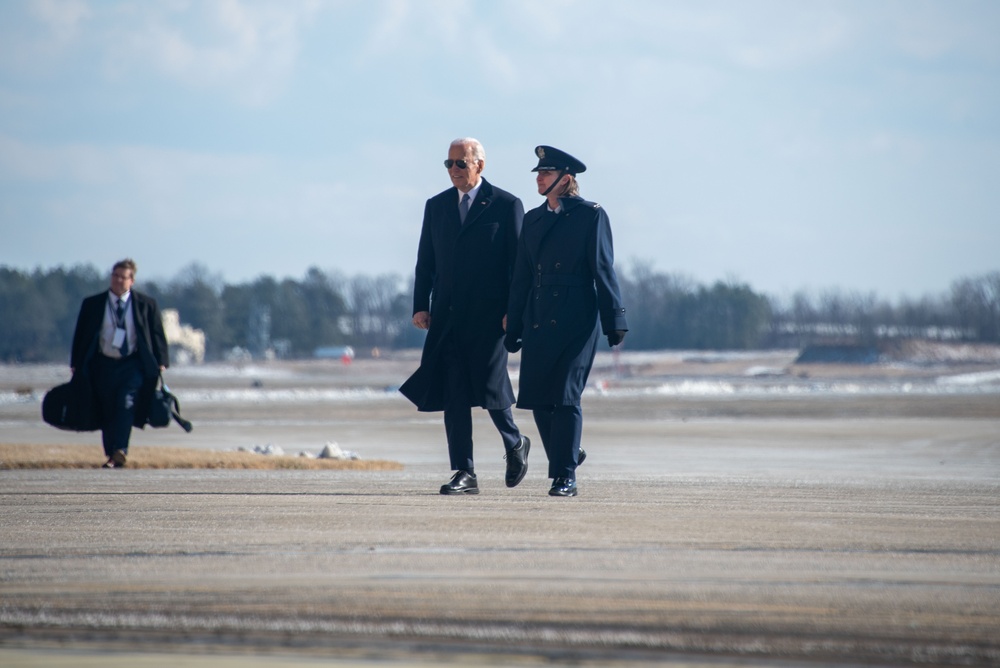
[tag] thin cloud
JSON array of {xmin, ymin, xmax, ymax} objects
[
  {"xmin": 100, "ymin": 0, "xmax": 321, "ymax": 105},
  {"xmin": 357, "ymin": 0, "xmax": 517, "ymax": 84},
  {"xmin": 29, "ymin": 0, "xmax": 92, "ymax": 43}
]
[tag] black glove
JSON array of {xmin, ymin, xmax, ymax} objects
[
  {"xmin": 607, "ymin": 330, "xmax": 626, "ymax": 347},
  {"xmin": 504, "ymin": 333, "xmax": 522, "ymax": 353}
]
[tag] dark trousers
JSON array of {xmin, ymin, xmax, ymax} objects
[
  {"xmin": 442, "ymin": 337, "xmax": 520, "ymax": 472},
  {"xmin": 93, "ymin": 355, "xmax": 143, "ymax": 457},
  {"xmin": 444, "ymin": 406, "xmax": 520, "ymax": 472},
  {"xmin": 532, "ymin": 404, "xmax": 584, "ymax": 480}
]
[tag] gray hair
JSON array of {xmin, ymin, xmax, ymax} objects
[{"xmin": 450, "ymin": 137, "xmax": 485, "ymax": 162}]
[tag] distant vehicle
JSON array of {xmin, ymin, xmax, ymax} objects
[{"xmin": 313, "ymin": 346, "xmax": 355, "ymax": 362}]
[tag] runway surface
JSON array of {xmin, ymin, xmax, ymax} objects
[{"xmin": 2, "ymin": 354, "xmax": 999, "ymax": 666}]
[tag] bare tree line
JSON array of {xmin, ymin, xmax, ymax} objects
[{"xmin": 1, "ymin": 263, "xmax": 997, "ymax": 363}]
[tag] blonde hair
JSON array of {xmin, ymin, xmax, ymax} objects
[{"xmin": 561, "ymin": 174, "xmax": 579, "ymax": 197}]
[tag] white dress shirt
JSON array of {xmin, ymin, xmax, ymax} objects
[
  {"xmin": 459, "ymin": 180, "xmax": 482, "ymax": 210},
  {"xmin": 100, "ymin": 290, "xmax": 137, "ymax": 358}
]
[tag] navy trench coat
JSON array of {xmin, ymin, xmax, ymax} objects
[
  {"xmin": 506, "ymin": 196, "xmax": 628, "ymax": 409},
  {"xmin": 399, "ymin": 178, "xmax": 524, "ymax": 412},
  {"xmin": 70, "ymin": 290, "xmax": 170, "ymax": 428}
]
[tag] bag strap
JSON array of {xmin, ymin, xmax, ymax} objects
[{"xmin": 158, "ymin": 373, "xmax": 193, "ymax": 433}]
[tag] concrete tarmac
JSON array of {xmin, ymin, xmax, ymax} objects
[
  {"xmin": 2, "ymin": 357, "xmax": 999, "ymax": 666},
  {"xmin": 3, "ymin": 425, "xmax": 999, "ymax": 667}
]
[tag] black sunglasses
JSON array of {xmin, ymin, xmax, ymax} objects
[{"xmin": 444, "ymin": 159, "xmax": 473, "ymax": 169}]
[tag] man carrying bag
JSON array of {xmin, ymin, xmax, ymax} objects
[{"xmin": 58, "ymin": 258, "xmax": 172, "ymax": 468}]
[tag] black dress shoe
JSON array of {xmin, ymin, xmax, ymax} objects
[
  {"xmin": 548, "ymin": 477, "xmax": 577, "ymax": 497},
  {"xmin": 112, "ymin": 449, "xmax": 127, "ymax": 469},
  {"xmin": 578, "ymin": 449, "xmax": 587, "ymax": 466},
  {"xmin": 440, "ymin": 470, "xmax": 479, "ymax": 495},
  {"xmin": 504, "ymin": 436, "xmax": 530, "ymax": 488}
]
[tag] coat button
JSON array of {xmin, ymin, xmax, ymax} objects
[
  {"xmin": 553, "ymin": 291, "xmax": 559, "ymax": 296},
  {"xmin": 550, "ymin": 320, "xmax": 557, "ymax": 326},
  {"xmin": 554, "ymin": 262, "xmax": 561, "ymax": 269},
  {"xmin": 537, "ymin": 264, "xmax": 542, "ymax": 270},
  {"xmin": 533, "ymin": 323, "xmax": 539, "ymax": 329}
]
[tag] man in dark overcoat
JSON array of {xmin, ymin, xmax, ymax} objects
[
  {"xmin": 71, "ymin": 258, "xmax": 169, "ymax": 468},
  {"xmin": 400, "ymin": 137, "xmax": 530, "ymax": 495},
  {"xmin": 505, "ymin": 146, "xmax": 628, "ymax": 497}
]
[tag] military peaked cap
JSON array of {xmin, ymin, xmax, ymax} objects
[{"xmin": 531, "ymin": 145, "xmax": 587, "ymax": 174}]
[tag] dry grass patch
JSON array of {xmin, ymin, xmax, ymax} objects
[{"xmin": 0, "ymin": 444, "xmax": 403, "ymax": 471}]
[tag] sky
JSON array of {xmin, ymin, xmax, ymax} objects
[{"xmin": 1, "ymin": 0, "xmax": 998, "ymax": 302}]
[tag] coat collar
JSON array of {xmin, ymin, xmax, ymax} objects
[
  {"xmin": 555, "ymin": 195, "xmax": 586, "ymax": 213},
  {"xmin": 524, "ymin": 195, "xmax": 590, "ymax": 247}
]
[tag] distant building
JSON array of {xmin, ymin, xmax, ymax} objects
[
  {"xmin": 162, "ymin": 309, "xmax": 205, "ymax": 364},
  {"xmin": 247, "ymin": 304, "xmax": 271, "ymax": 358}
]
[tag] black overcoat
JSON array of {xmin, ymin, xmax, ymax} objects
[
  {"xmin": 70, "ymin": 290, "xmax": 170, "ymax": 428},
  {"xmin": 399, "ymin": 178, "xmax": 523, "ymax": 412},
  {"xmin": 506, "ymin": 196, "xmax": 628, "ymax": 409}
]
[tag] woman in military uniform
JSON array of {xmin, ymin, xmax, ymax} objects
[{"xmin": 505, "ymin": 146, "xmax": 628, "ymax": 497}]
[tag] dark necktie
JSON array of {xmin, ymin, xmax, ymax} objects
[
  {"xmin": 116, "ymin": 299, "xmax": 128, "ymax": 357},
  {"xmin": 459, "ymin": 193, "xmax": 471, "ymax": 224}
]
